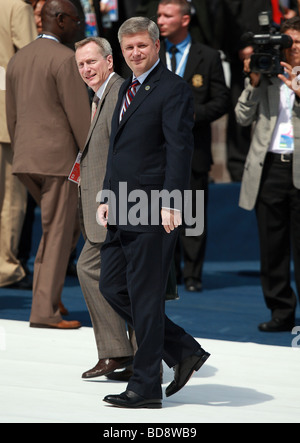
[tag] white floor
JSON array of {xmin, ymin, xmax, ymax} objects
[{"xmin": 0, "ymin": 319, "xmax": 299, "ymax": 424}]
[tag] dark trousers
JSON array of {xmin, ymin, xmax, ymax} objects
[
  {"xmin": 255, "ymin": 153, "xmax": 300, "ymax": 322},
  {"xmin": 100, "ymin": 226, "xmax": 200, "ymax": 399},
  {"xmin": 177, "ymin": 171, "xmax": 208, "ymax": 282}
]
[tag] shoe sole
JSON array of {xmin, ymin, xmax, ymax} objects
[
  {"xmin": 258, "ymin": 325, "xmax": 294, "ymax": 332},
  {"xmin": 103, "ymin": 399, "xmax": 162, "ymax": 409},
  {"xmin": 29, "ymin": 323, "xmax": 80, "ymax": 330},
  {"xmin": 165, "ymin": 352, "xmax": 210, "ymax": 397}
]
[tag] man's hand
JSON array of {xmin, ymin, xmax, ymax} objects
[
  {"xmin": 239, "ymin": 46, "xmax": 254, "ymax": 62},
  {"xmin": 278, "ymin": 61, "xmax": 300, "ymax": 97},
  {"xmin": 97, "ymin": 204, "xmax": 109, "ymax": 228},
  {"xmin": 243, "ymin": 55, "xmax": 261, "ymax": 87},
  {"xmin": 161, "ymin": 208, "xmax": 182, "ymax": 234}
]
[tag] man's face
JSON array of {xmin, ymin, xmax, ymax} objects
[
  {"xmin": 76, "ymin": 42, "xmax": 113, "ymax": 92},
  {"xmin": 284, "ymin": 29, "xmax": 300, "ymax": 67},
  {"xmin": 121, "ymin": 31, "xmax": 160, "ymax": 77},
  {"xmin": 60, "ymin": 4, "xmax": 81, "ymax": 44},
  {"xmin": 157, "ymin": 3, "xmax": 189, "ymax": 40}
]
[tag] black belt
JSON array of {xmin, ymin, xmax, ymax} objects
[{"xmin": 267, "ymin": 152, "xmax": 293, "ymax": 163}]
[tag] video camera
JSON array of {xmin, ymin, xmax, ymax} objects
[{"xmin": 242, "ymin": 11, "xmax": 293, "ymax": 76}]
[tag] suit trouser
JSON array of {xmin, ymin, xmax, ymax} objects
[
  {"xmin": 177, "ymin": 171, "xmax": 208, "ymax": 282},
  {"xmin": 18, "ymin": 173, "xmax": 79, "ymax": 324},
  {"xmin": 255, "ymin": 153, "xmax": 299, "ymax": 322},
  {"xmin": 0, "ymin": 143, "xmax": 27, "ymax": 287},
  {"xmin": 77, "ymin": 237, "xmax": 135, "ymax": 359},
  {"xmin": 100, "ymin": 226, "xmax": 200, "ymax": 399}
]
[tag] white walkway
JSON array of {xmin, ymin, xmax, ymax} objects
[{"xmin": 0, "ymin": 319, "xmax": 299, "ymax": 424}]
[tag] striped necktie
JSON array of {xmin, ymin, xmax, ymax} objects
[
  {"xmin": 91, "ymin": 94, "xmax": 100, "ymax": 121},
  {"xmin": 120, "ymin": 79, "xmax": 140, "ymax": 120}
]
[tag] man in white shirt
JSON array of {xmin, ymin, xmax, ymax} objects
[{"xmin": 235, "ymin": 17, "xmax": 300, "ymax": 332}]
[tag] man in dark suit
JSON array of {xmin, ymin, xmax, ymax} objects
[
  {"xmin": 97, "ymin": 16, "xmax": 210, "ymax": 408},
  {"xmin": 157, "ymin": 0, "xmax": 229, "ymax": 291}
]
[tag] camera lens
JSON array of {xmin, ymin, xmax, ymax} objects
[{"xmin": 257, "ymin": 55, "xmax": 272, "ymax": 71}]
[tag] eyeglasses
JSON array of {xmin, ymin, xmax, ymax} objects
[{"xmin": 55, "ymin": 12, "xmax": 81, "ymax": 25}]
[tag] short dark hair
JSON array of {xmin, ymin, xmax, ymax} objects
[
  {"xmin": 280, "ymin": 16, "xmax": 300, "ymax": 34},
  {"xmin": 158, "ymin": 0, "xmax": 191, "ymax": 16}
]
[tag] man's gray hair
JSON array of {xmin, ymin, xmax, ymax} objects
[
  {"xmin": 75, "ymin": 37, "xmax": 113, "ymax": 58},
  {"xmin": 118, "ymin": 17, "xmax": 160, "ymax": 44}
]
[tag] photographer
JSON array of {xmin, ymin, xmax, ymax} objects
[{"xmin": 235, "ymin": 16, "xmax": 300, "ymax": 332}]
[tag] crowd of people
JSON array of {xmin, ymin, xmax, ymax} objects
[{"xmin": 1, "ymin": 0, "xmax": 300, "ymax": 408}]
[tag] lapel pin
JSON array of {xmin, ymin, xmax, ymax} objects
[{"xmin": 145, "ymin": 85, "xmax": 151, "ymax": 91}]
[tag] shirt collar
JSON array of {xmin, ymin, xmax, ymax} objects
[
  {"xmin": 165, "ymin": 34, "xmax": 191, "ymax": 54},
  {"xmin": 133, "ymin": 59, "xmax": 160, "ymax": 85},
  {"xmin": 95, "ymin": 72, "xmax": 115, "ymax": 100}
]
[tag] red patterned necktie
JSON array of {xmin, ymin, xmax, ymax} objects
[
  {"xmin": 91, "ymin": 94, "xmax": 100, "ymax": 121},
  {"xmin": 120, "ymin": 79, "xmax": 140, "ymax": 120}
]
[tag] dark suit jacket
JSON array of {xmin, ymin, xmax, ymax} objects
[
  {"xmin": 102, "ymin": 62, "xmax": 194, "ymax": 232},
  {"xmin": 160, "ymin": 41, "xmax": 229, "ymax": 173}
]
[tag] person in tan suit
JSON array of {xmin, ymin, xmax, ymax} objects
[
  {"xmin": 75, "ymin": 37, "xmax": 135, "ymax": 378},
  {"xmin": 6, "ymin": 0, "xmax": 91, "ymax": 329},
  {"xmin": 0, "ymin": 0, "xmax": 37, "ymax": 289}
]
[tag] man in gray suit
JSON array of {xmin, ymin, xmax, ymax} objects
[
  {"xmin": 75, "ymin": 37, "xmax": 135, "ymax": 379},
  {"xmin": 235, "ymin": 17, "xmax": 300, "ymax": 332}
]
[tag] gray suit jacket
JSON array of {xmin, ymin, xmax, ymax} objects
[
  {"xmin": 79, "ymin": 73, "xmax": 124, "ymax": 243},
  {"xmin": 235, "ymin": 76, "xmax": 300, "ymax": 211}
]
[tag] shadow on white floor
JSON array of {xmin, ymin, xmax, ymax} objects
[{"xmin": 0, "ymin": 319, "xmax": 299, "ymax": 423}]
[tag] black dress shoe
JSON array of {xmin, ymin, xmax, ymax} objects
[
  {"xmin": 106, "ymin": 365, "xmax": 164, "ymax": 383},
  {"xmin": 82, "ymin": 356, "xmax": 133, "ymax": 379},
  {"xmin": 103, "ymin": 390, "xmax": 162, "ymax": 409},
  {"xmin": 258, "ymin": 318, "xmax": 295, "ymax": 332},
  {"xmin": 185, "ymin": 277, "xmax": 202, "ymax": 292},
  {"xmin": 166, "ymin": 348, "xmax": 210, "ymax": 397},
  {"xmin": 106, "ymin": 367, "xmax": 133, "ymax": 381}
]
